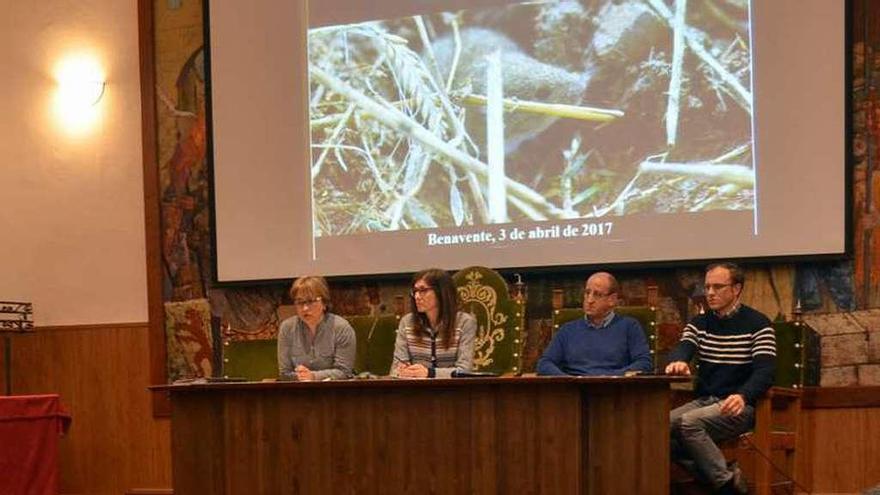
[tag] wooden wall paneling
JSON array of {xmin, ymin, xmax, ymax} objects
[
  {"xmin": 799, "ymin": 407, "xmax": 880, "ymax": 493},
  {"xmin": 797, "ymin": 387, "xmax": 880, "ymax": 493},
  {"xmin": 9, "ymin": 324, "xmax": 171, "ymax": 495}
]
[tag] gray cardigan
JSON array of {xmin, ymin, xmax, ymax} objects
[{"xmin": 277, "ymin": 313, "xmax": 356, "ymax": 380}]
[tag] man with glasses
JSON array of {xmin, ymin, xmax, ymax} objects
[
  {"xmin": 665, "ymin": 262, "xmax": 776, "ymax": 495},
  {"xmin": 536, "ymin": 272, "xmax": 652, "ymax": 376}
]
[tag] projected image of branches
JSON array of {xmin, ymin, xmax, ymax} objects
[{"xmin": 308, "ymin": 0, "xmax": 755, "ymax": 236}]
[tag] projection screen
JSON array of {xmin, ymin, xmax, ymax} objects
[{"xmin": 207, "ymin": 0, "xmax": 849, "ymax": 282}]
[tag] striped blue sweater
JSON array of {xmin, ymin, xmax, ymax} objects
[{"xmin": 668, "ymin": 304, "xmax": 776, "ymax": 405}]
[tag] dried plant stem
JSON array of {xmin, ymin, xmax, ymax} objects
[
  {"xmin": 666, "ymin": 0, "xmax": 687, "ymax": 146},
  {"xmin": 387, "ymin": 152, "xmax": 433, "ymax": 229},
  {"xmin": 646, "ymin": 0, "xmax": 752, "ymax": 110},
  {"xmin": 486, "ymin": 49, "xmax": 508, "ymax": 223},
  {"xmin": 509, "ymin": 195, "xmax": 547, "ymax": 221},
  {"xmin": 461, "ymin": 94, "xmax": 624, "ymax": 122},
  {"xmin": 309, "ymin": 64, "xmax": 567, "ymax": 218},
  {"xmin": 465, "ymin": 172, "xmax": 491, "ymax": 222},
  {"xmin": 359, "ymin": 133, "xmax": 392, "ymax": 193},
  {"xmin": 445, "ymin": 18, "xmax": 462, "ymax": 93},
  {"xmin": 561, "ymin": 174, "xmax": 574, "ymax": 216},
  {"xmin": 711, "ymin": 143, "xmax": 751, "ymax": 164},
  {"xmin": 705, "ymin": 0, "xmax": 746, "ymax": 34},
  {"xmin": 638, "ymin": 161, "xmax": 755, "ymax": 187},
  {"xmin": 310, "ymin": 114, "xmax": 347, "ymax": 128},
  {"xmin": 414, "ymin": 16, "xmax": 442, "ymax": 87},
  {"xmin": 311, "ymin": 104, "xmax": 355, "ymax": 179}
]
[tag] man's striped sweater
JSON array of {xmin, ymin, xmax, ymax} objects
[{"xmin": 668, "ymin": 304, "xmax": 776, "ymax": 405}]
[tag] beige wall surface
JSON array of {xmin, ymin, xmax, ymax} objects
[{"xmin": 0, "ymin": 0, "xmax": 147, "ymax": 325}]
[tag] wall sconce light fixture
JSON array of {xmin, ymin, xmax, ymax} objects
[{"xmin": 54, "ymin": 54, "xmax": 106, "ymax": 134}]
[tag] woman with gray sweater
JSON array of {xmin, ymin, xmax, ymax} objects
[{"xmin": 277, "ymin": 276, "xmax": 356, "ymax": 381}]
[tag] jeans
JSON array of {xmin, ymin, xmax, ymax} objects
[{"xmin": 670, "ymin": 397, "xmax": 754, "ymax": 489}]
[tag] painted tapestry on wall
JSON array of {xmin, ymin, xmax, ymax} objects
[
  {"xmin": 165, "ymin": 298, "xmax": 213, "ymax": 380},
  {"xmin": 154, "ymin": 0, "xmax": 302, "ymax": 380}
]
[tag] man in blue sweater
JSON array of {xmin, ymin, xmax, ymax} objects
[
  {"xmin": 666, "ymin": 263, "xmax": 776, "ymax": 495},
  {"xmin": 537, "ymin": 272, "xmax": 652, "ymax": 376}
]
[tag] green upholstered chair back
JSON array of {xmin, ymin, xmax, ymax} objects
[
  {"xmin": 453, "ymin": 266, "xmax": 526, "ymax": 375},
  {"xmin": 772, "ymin": 318, "xmax": 819, "ymax": 387},
  {"xmin": 550, "ymin": 304, "xmax": 658, "ymax": 370},
  {"xmin": 222, "ymin": 339, "xmax": 278, "ymax": 381},
  {"xmin": 348, "ymin": 314, "xmax": 401, "ymax": 376}
]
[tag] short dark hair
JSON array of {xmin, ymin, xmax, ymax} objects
[{"xmin": 706, "ymin": 262, "xmax": 744, "ymax": 287}]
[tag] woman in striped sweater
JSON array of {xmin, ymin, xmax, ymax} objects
[{"xmin": 391, "ymin": 268, "xmax": 476, "ymax": 378}]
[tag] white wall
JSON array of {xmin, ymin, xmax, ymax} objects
[{"xmin": 0, "ymin": 0, "xmax": 147, "ymax": 326}]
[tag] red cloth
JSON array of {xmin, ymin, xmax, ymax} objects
[{"xmin": 0, "ymin": 394, "xmax": 71, "ymax": 495}]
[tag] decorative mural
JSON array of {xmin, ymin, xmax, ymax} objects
[
  {"xmin": 164, "ymin": 298, "xmax": 213, "ymax": 380},
  {"xmin": 151, "ymin": 0, "xmax": 879, "ymax": 383}
]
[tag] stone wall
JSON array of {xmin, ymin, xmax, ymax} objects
[{"xmin": 804, "ymin": 310, "xmax": 880, "ymax": 386}]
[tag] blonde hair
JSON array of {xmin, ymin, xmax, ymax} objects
[{"xmin": 289, "ymin": 276, "xmax": 330, "ymax": 305}]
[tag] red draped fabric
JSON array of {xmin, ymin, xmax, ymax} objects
[{"xmin": 0, "ymin": 395, "xmax": 71, "ymax": 495}]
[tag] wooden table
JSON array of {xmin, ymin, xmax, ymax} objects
[{"xmin": 156, "ymin": 376, "xmax": 684, "ymax": 495}]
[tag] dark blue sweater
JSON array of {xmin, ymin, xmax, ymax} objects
[
  {"xmin": 668, "ymin": 304, "xmax": 776, "ymax": 405},
  {"xmin": 536, "ymin": 313, "xmax": 652, "ymax": 376}
]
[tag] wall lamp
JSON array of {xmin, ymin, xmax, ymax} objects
[{"xmin": 54, "ymin": 54, "xmax": 106, "ymax": 134}]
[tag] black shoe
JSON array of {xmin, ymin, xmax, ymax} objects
[
  {"xmin": 729, "ymin": 461, "xmax": 748, "ymax": 494},
  {"xmin": 715, "ymin": 479, "xmax": 738, "ymax": 495}
]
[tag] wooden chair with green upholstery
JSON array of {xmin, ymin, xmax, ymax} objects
[
  {"xmin": 549, "ymin": 288, "xmax": 658, "ymax": 370},
  {"xmin": 452, "ymin": 266, "xmax": 526, "ymax": 375},
  {"xmin": 772, "ymin": 315, "xmax": 819, "ymax": 388},
  {"xmin": 719, "ymin": 315, "xmax": 815, "ymax": 494},
  {"xmin": 348, "ymin": 310, "xmax": 403, "ymax": 376},
  {"xmin": 222, "ymin": 338, "xmax": 278, "ymax": 381}
]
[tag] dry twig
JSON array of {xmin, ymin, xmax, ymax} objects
[
  {"xmin": 638, "ymin": 161, "xmax": 754, "ymax": 187},
  {"xmin": 666, "ymin": 0, "xmax": 687, "ymax": 146},
  {"xmin": 486, "ymin": 49, "xmax": 508, "ymax": 223},
  {"xmin": 461, "ymin": 94, "xmax": 624, "ymax": 122}
]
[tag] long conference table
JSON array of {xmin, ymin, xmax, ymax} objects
[{"xmin": 156, "ymin": 375, "xmax": 686, "ymax": 495}]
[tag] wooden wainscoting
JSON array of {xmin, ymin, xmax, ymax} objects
[
  {"xmin": 797, "ymin": 387, "xmax": 880, "ymax": 494},
  {"xmin": 0, "ymin": 323, "xmax": 171, "ymax": 495}
]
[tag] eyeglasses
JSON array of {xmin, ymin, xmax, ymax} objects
[
  {"xmin": 411, "ymin": 286, "xmax": 434, "ymax": 297},
  {"xmin": 703, "ymin": 283, "xmax": 733, "ymax": 293},
  {"xmin": 583, "ymin": 289, "xmax": 613, "ymax": 299},
  {"xmin": 293, "ymin": 297, "xmax": 322, "ymax": 308}
]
